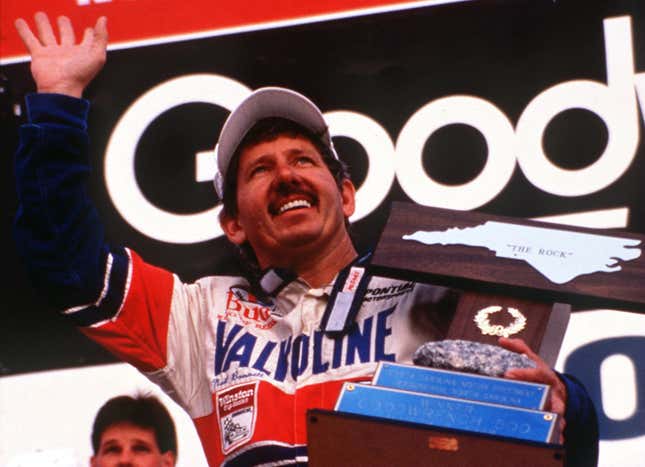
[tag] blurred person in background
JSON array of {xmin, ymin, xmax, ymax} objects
[{"xmin": 91, "ymin": 394, "xmax": 177, "ymax": 467}]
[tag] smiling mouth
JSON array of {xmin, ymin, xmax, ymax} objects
[{"xmin": 278, "ymin": 199, "xmax": 312, "ymax": 214}]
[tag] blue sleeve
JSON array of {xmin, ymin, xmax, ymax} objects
[
  {"xmin": 559, "ymin": 372, "xmax": 599, "ymax": 467},
  {"xmin": 13, "ymin": 93, "xmax": 126, "ymax": 322}
]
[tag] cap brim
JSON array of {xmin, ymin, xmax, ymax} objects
[{"xmin": 216, "ymin": 87, "xmax": 332, "ymax": 180}]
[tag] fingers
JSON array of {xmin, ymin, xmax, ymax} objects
[
  {"xmin": 14, "ymin": 18, "xmax": 41, "ymax": 53},
  {"xmin": 17, "ymin": 12, "xmax": 106, "ymax": 50},
  {"xmin": 506, "ymin": 367, "xmax": 566, "ymax": 414},
  {"xmin": 95, "ymin": 16, "xmax": 108, "ymax": 46},
  {"xmin": 498, "ymin": 337, "xmax": 554, "ymax": 378},
  {"xmin": 505, "ymin": 365, "xmax": 557, "ymax": 387},
  {"xmin": 497, "ymin": 338, "xmax": 567, "ymax": 442},
  {"xmin": 34, "ymin": 11, "xmax": 57, "ymax": 46},
  {"xmin": 558, "ymin": 418, "xmax": 566, "ymax": 444},
  {"xmin": 81, "ymin": 27, "xmax": 95, "ymax": 47},
  {"xmin": 498, "ymin": 337, "xmax": 538, "ymax": 359},
  {"xmin": 81, "ymin": 17, "xmax": 108, "ymax": 50},
  {"xmin": 505, "ymin": 366, "xmax": 559, "ymax": 389},
  {"xmin": 57, "ymin": 16, "xmax": 76, "ymax": 46},
  {"xmin": 551, "ymin": 394, "xmax": 566, "ymax": 415},
  {"xmin": 505, "ymin": 367, "xmax": 543, "ymax": 381}
]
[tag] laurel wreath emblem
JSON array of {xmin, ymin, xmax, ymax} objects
[{"xmin": 473, "ymin": 306, "xmax": 527, "ymax": 338}]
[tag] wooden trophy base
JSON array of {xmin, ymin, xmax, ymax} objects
[
  {"xmin": 446, "ymin": 291, "xmax": 570, "ymax": 367},
  {"xmin": 307, "ymin": 409, "xmax": 565, "ymax": 467}
]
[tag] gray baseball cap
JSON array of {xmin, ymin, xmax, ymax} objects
[{"xmin": 213, "ymin": 87, "xmax": 338, "ymax": 198}]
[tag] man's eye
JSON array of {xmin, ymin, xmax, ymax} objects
[
  {"xmin": 295, "ymin": 156, "xmax": 314, "ymax": 166},
  {"xmin": 133, "ymin": 443, "xmax": 152, "ymax": 453},
  {"xmin": 102, "ymin": 445, "xmax": 121, "ymax": 454},
  {"xmin": 250, "ymin": 165, "xmax": 268, "ymax": 177}
]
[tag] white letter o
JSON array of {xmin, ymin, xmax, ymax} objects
[
  {"xmin": 105, "ymin": 74, "xmax": 251, "ymax": 244},
  {"xmin": 325, "ymin": 111, "xmax": 395, "ymax": 222},
  {"xmin": 395, "ymin": 95, "xmax": 516, "ymax": 210}
]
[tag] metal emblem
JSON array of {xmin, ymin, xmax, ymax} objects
[{"xmin": 474, "ymin": 306, "xmax": 527, "ymax": 338}]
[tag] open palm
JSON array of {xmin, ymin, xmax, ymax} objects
[{"xmin": 15, "ymin": 12, "xmax": 108, "ymax": 98}]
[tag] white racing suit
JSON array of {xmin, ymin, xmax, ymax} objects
[{"xmin": 83, "ymin": 250, "xmax": 445, "ymax": 465}]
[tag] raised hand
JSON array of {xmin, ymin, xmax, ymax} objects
[
  {"xmin": 498, "ymin": 337, "xmax": 568, "ymax": 443},
  {"xmin": 15, "ymin": 12, "xmax": 108, "ymax": 98}
]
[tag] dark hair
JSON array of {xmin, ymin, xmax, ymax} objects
[
  {"xmin": 220, "ymin": 117, "xmax": 350, "ymax": 218},
  {"xmin": 91, "ymin": 394, "xmax": 177, "ymax": 457}
]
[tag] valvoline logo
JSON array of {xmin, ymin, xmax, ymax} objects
[{"xmin": 221, "ymin": 287, "xmax": 277, "ymax": 330}]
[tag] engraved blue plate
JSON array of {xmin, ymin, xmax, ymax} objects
[
  {"xmin": 335, "ymin": 383, "xmax": 559, "ymax": 444},
  {"xmin": 373, "ymin": 362, "xmax": 550, "ymax": 410}
]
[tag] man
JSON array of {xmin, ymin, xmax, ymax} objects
[
  {"xmin": 91, "ymin": 394, "xmax": 177, "ymax": 467},
  {"xmin": 14, "ymin": 12, "xmax": 597, "ymax": 466}
]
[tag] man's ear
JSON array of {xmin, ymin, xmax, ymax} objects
[
  {"xmin": 340, "ymin": 178, "xmax": 356, "ymax": 218},
  {"xmin": 162, "ymin": 451, "xmax": 177, "ymax": 466},
  {"xmin": 90, "ymin": 456, "xmax": 97, "ymax": 467},
  {"xmin": 220, "ymin": 211, "xmax": 247, "ymax": 245}
]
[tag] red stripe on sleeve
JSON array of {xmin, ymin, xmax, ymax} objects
[{"xmin": 81, "ymin": 250, "xmax": 175, "ymax": 372}]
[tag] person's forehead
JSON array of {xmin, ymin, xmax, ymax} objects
[
  {"xmin": 238, "ymin": 134, "xmax": 323, "ymax": 163},
  {"xmin": 100, "ymin": 422, "xmax": 157, "ymax": 444}
]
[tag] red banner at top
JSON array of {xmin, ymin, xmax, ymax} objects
[{"xmin": 0, "ymin": 0, "xmax": 463, "ymax": 63}]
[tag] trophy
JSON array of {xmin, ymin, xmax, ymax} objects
[{"xmin": 307, "ymin": 202, "xmax": 645, "ymax": 466}]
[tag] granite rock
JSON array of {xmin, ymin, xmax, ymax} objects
[{"xmin": 412, "ymin": 339, "xmax": 536, "ymax": 377}]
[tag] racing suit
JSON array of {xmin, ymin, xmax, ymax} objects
[{"xmin": 13, "ymin": 93, "xmax": 598, "ymax": 466}]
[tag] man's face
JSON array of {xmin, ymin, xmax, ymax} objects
[
  {"xmin": 90, "ymin": 422, "xmax": 175, "ymax": 467},
  {"xmin": 220, "ymin": 134, "xmax": 355, "ymax": 268}
]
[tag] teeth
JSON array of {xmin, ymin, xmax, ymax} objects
[{"xmin": 279, "ymin": 199, "xmax": 312, "ymax": 213}]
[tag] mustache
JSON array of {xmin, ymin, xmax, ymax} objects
[{"xmin": 268, "ymin": 187, "xmax": 318, "ymax": 215}]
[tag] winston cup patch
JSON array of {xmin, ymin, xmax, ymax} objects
[{"xmin": 217, "ymin": 381, "xmax": 259, "ymax": 454}]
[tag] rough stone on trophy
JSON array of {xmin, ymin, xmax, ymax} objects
[{"xmin": 412, "ymin": 340, "xmax": 536, "ymax": 377}]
